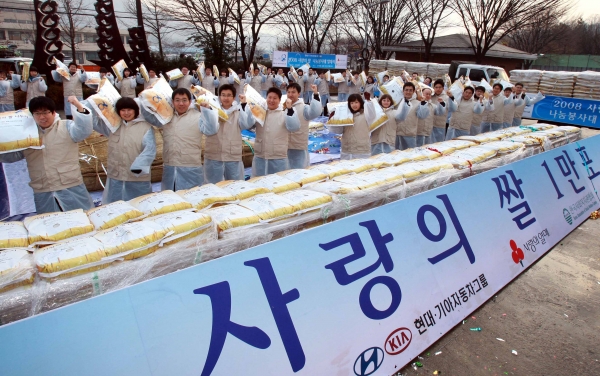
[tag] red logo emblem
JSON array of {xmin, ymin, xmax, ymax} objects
[
  {"xmin": 510, "ymin": 239, "xmax": 525, "ymax": 267},
  {"xmin": 384, "ymin": 327, "xmax": 412, "ymax": 355}
]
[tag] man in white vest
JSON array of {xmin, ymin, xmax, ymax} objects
[
  {"xmin": 482, "ymin": 83, "xmax": 516, "ymax": 132},
  {"xmin": 0, "ymin": 70, "xmax": 20, "ymax": 112},
  {"xmin": 416, "ymin": 87, "xmax": 446, "ymax": 146},
  {"xmin": 169, "ymin": 66, "xmax": 199, "ymax": 91},
  {"xmin": 19, "ymin": 66, "xmax": 48, "ymax": 107},
  {"xmin": 445, "ymin": 86, "xmax": 486, "ymax": 140},
  {"xmin": 314, "ymin": 70, "xmax": 332, "ymax": 116},
  {"xmin": 502, "ymin": 86, "xmax": 524, "ymax": 128},
  {"xmin": 51, "ymin": 62, "xmax": 87, "ymax": 120},
  {"xmin": 286, "ymin": 82, "xmax": 323, "ymax": 169},
  {"xmin": 261, "ymin": 67, "xmax": 275, "ymax": 98},
  {"xmin": 246, "ymin": 67, "xmax": 265, "ymax": 95},
  {"xmin": 136, "ymin": 67, "xmax": 160, "ymax": 89},
  {"xmin": 304, "ymin": 68, "xmax": 318, "ymax": 103},
  {"xmin": 431, "ymin": 79, "xmax": 450, "ymax": 142},
  {"xmin": 115, "ymin": 68, "xmax": 137, "ymax": 98},
  {"xmin": 251, "ymin": 87, "xmax": 301, "ymax": 176},
  {"xmin": 333, "ymin": 70, "xmax": 350, "ymax": 102},
  {"xmin": 287, "ymin": 69, "xmax": 307, "ymax": 98},
  {"xmin": 274, "ymin": 68, "xmax": 289, "ymax": 91},
  {"xmin": 512, "ymin": 83, "xmax": 545, "ymax": 127},
  {"xmin": 396, "ymin": 82, "xmax": 431, "ymax": 150},
  {"xmin": 470, "ymin": 86, "xmax": 494, "ymax": 135},
  {"xmin": 201, "ymin": 67, "xmax": 220, "ymax": 95},
  {"xmin": 0, "ymin": 96, "xmax": 94, "ymax": 213}
]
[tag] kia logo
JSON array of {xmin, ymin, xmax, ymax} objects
[
  {"xmin": 353, "ymin": 346, "xmax": 384, "ymax": 376},
  {"xmin": 384, "ymin": 327, "xmax": 412, "ymax": 355}
]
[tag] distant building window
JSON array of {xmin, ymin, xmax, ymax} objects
[
  {"xmin": 4, "ymin": 19, "xmax": 18, "ymax": 23},
  {"xmin": 75, "ymin": 52, "xmax": 84, "ymax": 63},
  {"xmin": 17, "ymin": 20, "xmax": 33, "ymax": 24},
  {"xmin": 0, "ymin": 30, "xmax": 5, "ymax": 39},
  {"xmin": 86, "ymin": 51, "xmax": 99, "ymax": 61},
  {"xmin": 8, "ymin": 31, "xmax": 32, "ymax": 41},
  {"xmin": 84, "ymin": 34, "xmax": 96, "ymax": 43},
  {"xmin": 21, "ymin": 50, "xmax": 34, "ymax": 58}
]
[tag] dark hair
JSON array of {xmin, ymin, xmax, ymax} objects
[
  {"xmin": 367, "ymin": 76, "xmax": 374, "ymax": 84},
  {"xmin": 514, "ymin": 82, "xmax": 524, "ymax": 87},
  {"xmin": 493, "ymin": 83, "xmax": 503, "ymax": 90},
  {"xmin": 0, "ymin": 70, "xmax": 5, "ymax": 74},
  {"xmin": 172, "ymin": 88, "xmax": 191, "ymax": 100},
  {"xmin": 297, "ymin": 69, "xmax": 304, "ymax": 74},
  {"xmin": 123, "ymin": 68, "xmax": 132, "ymax": 76},
  {"xmin": 99, "ymin": 67, "xmax": 108, "ymax": 74},
  {"xmin": 181, "ymin": 66, "xmax": 189, "ymax": 70},
  {"xmin": 147, "ymin": 67, "xmax": 156, "ymax": 74},
  {"xmin": 267, "ymin": 87, "xmax": 282, "ymax": 99},
  {"xmin": 403, "ymin": 82, "xmax": 416, "ymax": 90},
  {"xmin": 219, "ymin": 84, "xmax": 236, "ymax": 97},
  {"xmin": 433, "ymin": 79, "xmax": 444, "ymax": 88},
  {"xmin": 351, "ymin": 71, "xmax": 359, "ymax": 76},
  {"xmin": 383, "ymin": 75, "xmax": 389, "ymax": 79},
  {"xmin": 68, "ymin": 62, "xmax": 77, "ymax": 68},
  {"xmin": 29, "ymin": 66, "xmax": 38, "ymax": 73},
  {"xmin": 378, "ymin": 94, "xmax": 394, "ymax": 108},
  {"xmin": 347, "ymin": 94, "xmax": 364, "ymax": 113},
  {"xmin": 464, "ymin": 86, "xmax": 475, "ymax": 94},
  {"xmin": 504, "ymin": 86, "xmax": 512, "ymax": 91},
  {"xmin": 29, "ymin": 96, "xmax": 56, "ymax": 114},
  {"xmin": 475, "ymin": 86, "xmax": 486, "ymax": 92},
  {"xmin": 412, "ymin": 72, "xmax": 418, "ymax": 76},
  {"xmin": 287, "ymin": 82, "xmax": 302, "ymax": 93},
  {"xmin": 425, "ymin": 76, "xmax": 432, "ymax": 83},
  {"xmin": 115, "ymin": 97, "xmax": 140, "ymax": 119}
]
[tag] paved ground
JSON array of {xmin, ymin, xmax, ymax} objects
[{"xmin": 395, "ymin": 127, "xmax": 600, "ymax": 376}]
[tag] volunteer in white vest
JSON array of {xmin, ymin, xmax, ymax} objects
[
  {"xmin": 51, "ymin": 62, "xmax": 87, "ymax": 120},
  {"xmin": 431, "ymin": 79, "xmax": 451, "ymax": 143},
  {"xmin": 348, "ymin": 71, "xmax": 362, "ymax": 96},
  {"xmin": 333, "ymin": 70, "xmax": 350, "ymax": 102},
  {"xmin": 136, "ymin": 67, "xmax": 160, "ymax": 89},
  {"xmin": 218, "ymin": 69, "xmax": 232, "ymax": 87},
  {"xmin": 395, "ymin": 82, "xmax": 430, "ymax": 150},
  {"xmin": 363, "ymin": 76, "xmax": 376, "ymax": 99},
  {"xmin": 470, "ymin": 86, "xmax": 494, "ymax": 135},
  {"xmin": 314, "ymin": 71, "xmax": 332, "ymax": 116},
  {"xmin": 261, "ymin": 67, "xmax": 275, "ymax": 99},
  {"xmin": 0, "ymin": 96, "xmax": 94, "ymax": 213},
  {"xmin": 246, "ymin": 67, "xmax": 266, "ymax": 95},
  {"xmin": 372, "ymin": 94, "xmax": 410, "ymax": 155},
  {"xmin": 502, "ymin": 86, "xmax": 524, "ymax": 128},
  {"xmin": 19, "ymin": 66, "xmax": 47, "ymax": 107},
  {"xmin": 286, "ymin": 82, "xmax": 323, "ymax": 169},
  {"xmin": 287, "ymin": 69, "xmax": 307, "ymax": 98},
  {"xmin": 274, "ymin": 69, "xmax": 289, "ymax": 91},
  {"xmin": 304, "ymin": 68, "xmax": 318, "ymax": 103},
  {"xmin": 233, "ymin": 72, "xmax": 244, "ymax": 102},
  {"xmin": 0, "ymin": 70, "xmax": 20, "ymax": 112},
  {"xmin": 416, "ymin": 87, "xmax": 446, "ymax": 147},
  {"xmin": 251, "ymin": 87, "xmax": 301, "ymax": 177},
  {"xmin": 89, "ymin": 97, "xmax": 156, "ymax": 203},
  {"xmin": 482, "ymin": 83, "xmax": 515, "ymax": 132},
  {"xmin": 169, "ymin": 67, "xmax": 199, "ymax": 90},
  {"xmin": 204, "ymin": 84, "xmax": 256, "ymax": 183},
  {"xmin": 445, "ymin": 86, "xmax": 486, "ymax": 140},
  {"xmin": 512, "ymin": 83, "xmax": 545, "ymax": 127},
  {"xmin": 140, "ymin": 88, "xmax": 219, "ymax": 190},
  {"xmin": 99, "ymin": 67, "xmax": 115, "ymax": 87},
  {"xmin": 200, "ymin": 67, "xmax": 220, "ymax": 95},
  {"xmin": 328, "ymin": 94, "xmax": 371, "ymax": 160},
  {"xmin": 115, "ymin": 68, "xmax": 137, "ymax": 98}
]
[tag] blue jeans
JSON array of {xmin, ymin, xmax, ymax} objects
[
  {"xmin": 395, "ymin": 136, "xmax": 416, "ymax": 150},
  {"xmin": 304, "ymin": 90, "xmax": 313, "ymax": 103},
  {"xmin": 445, "ymin": 128, "xmax": 469, "ymax": 140},
  {"xmin": 416, "ymin": 135, "xmax": 430, "ymax": 147},
  {"xmin": 512, "ymin": 117, "xmax": 522, "ymax": 127},
  {"xmin": 320, "ymin": 94, "xmax": 329, "ymax": 115},
  {"xmin": 481, "ymin": 122, "xmax": 492, "ymax": 133},
  {"xmin": 431, "ymin": 127, "xmax": 446, "ymax": 143},
  {"xmin": 470, "ymin": 125, "xmax": 481, "ymax": 135},
  {"xmin": 337, "ymin": 93, "xmax": 348, "ymax": 102},
  {"xmin": 261, "ymin": 90, "xmax": 267, "ymax": 99},
  {"xmin": 503, "ymin": 122, "xmax": 511, "ymax": 129},
  {"xmin": 491, "ymin": 122, "xmax": 502, "ymax": 131}
]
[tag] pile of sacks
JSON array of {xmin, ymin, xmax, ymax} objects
[
  {"xmin": 538, "ymin": 71, "xmax": 577, "ymax": 97},
  {"xmin": 509, "ymin": 70, "xmax": 543, "ymax": 92},
  {"xmin": 573, "ymin": 71, "xmax": 600, "ymax": 100},
  {"xmin": 370, "ymin": 60, "xmax": 450, "ymax": 80}
]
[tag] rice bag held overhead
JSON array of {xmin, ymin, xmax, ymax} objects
[
  {"xmin": 213, "ymin": 65, "xmax": 219, "ymax": 77},
  {"xmin": 331, "ymin": 73, "xmax": 345, "ymax": 83},
  {"xmin": 166, "ymin": 68, "xmax": 184, "ymax": 81},
  {"xmin": 326, "ymin": 105, "xmax": 354, "ymax": 126},
  {"xmin": 138, "ymin": 77, "xmax": 174, "ymax": 125},
  {"xmin": 193, "ymin": 87, "xmax": 228, "ymax": 121},
  {"xmin": 53, "ymin": 57, "xmax": 70, "ymax": 80},
  {"xmin": 379, "ymin": 77, "xmax": 405, "ymax": 105},
  {"xmin": 111, "ymin": 59, "xmax": 129, "ymax": 81},
  {"xmin": 0, "ymin": 109, "xmax": 42, "ymax": 154},
  {"xmin": 21, "ymin": 61, "xmax": 31, "ymax": 82},
  {"xmin": 86, "ymin": 80, "xmax": 122, "ymax": 133},
  {"xmin": 377, "ymin": 70, "xmax": 389, "ymax": 83},
  {"xmin": 364, "ymin": 98, "xmax": 389, "ymax": 133},
  {"xmin": 359, "ymin": 71, "xmax": 367, "ymax": 86},
  {"xmin": 229, "ymin": 68, "xmax": 241, "ymax": 85},
  {"xmin": 449, "ymin": 79, "xmax": 465, "ymax": 99},
  {"xmin": 139, "ymin": 64, "xmax": 150, "ymax": 82},
  {"xmin": 244, "ymin": 84, "xmax": 267, "ymax": 125},
  {"xmin": 198, "ymin": 62, "xmax": 205, "ymax": 80},
  {"xmin": 289, "ymin": 66, "xmax": 299, "ymax": 82}
]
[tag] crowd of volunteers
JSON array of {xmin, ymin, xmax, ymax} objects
[{"xmin": 0, "ymin": 62, "xmax": 544, "ymax": 215}]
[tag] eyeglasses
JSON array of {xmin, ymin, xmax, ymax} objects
[
  {"xmin": 33, "ymin": 111, "xmax": 52, "ymax": 116},
  {"xmin": 220, "ymin": 94, "xmax": 234, "ymax": 98}
]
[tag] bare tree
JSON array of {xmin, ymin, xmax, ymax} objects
[
  {"xmin": 451, "ymin": 0, "xmax": 565, "ymax": 64},
  {"xmin": 341, "ymin": 0, "xmax": 415, "ymax": 69},
  {"xmin": 126, "ymin": 0, "xmax": 175, "ymax": 58},
  {"xmin": 276, "ymin": 0, "xmax": 347, "ymax": 53},
  {"xmin": 407, "ymin": 0, "xmax": 452, "ymax": 62},
  {"xmin": 57, "ymin": 0, "xmax": 90, "ymax": 63},
  {"xmin": 578, "ymin": 16, "xmax": 600, "ymax": 55}
]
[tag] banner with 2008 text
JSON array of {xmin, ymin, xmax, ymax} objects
[{"xmin": 1, "ymin": 137, "xmax": 599, "ymax": 376}]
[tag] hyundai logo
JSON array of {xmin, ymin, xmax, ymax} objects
[{"xmin": 353, "ymin": 346, "xmax": 384, "ymax": 376}]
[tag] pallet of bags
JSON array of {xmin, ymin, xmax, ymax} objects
[
  {"xmin": 573, "ymin": 71, "xmax": 600, "ymax": 100},
  {"xmin": 539, "ymin": 71, "xmax": 576, "ymax": 97},
  {"xmin": 369, "ymin": 59, "xmax": 388, "ymax": 75},
  {"xmin": 509, "ymin": 70, "xmax": 543, "ymax": 92}
]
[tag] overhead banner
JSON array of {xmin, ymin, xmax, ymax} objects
[
  {"xmin": 1, "ymin": 137, "xmax": 600, "ymax": 375},
  {"xmin": 526, "ymin": 95, "xmax": 600, "ymax": 128},
  {"xmin": 273, "ymin": 50, "xmax": 348, "ymax": 69}
]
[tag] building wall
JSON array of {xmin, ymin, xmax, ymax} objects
[
  {"xmin": 392, "ymin": 52, "xmax": 526, "ymax": 72},
  {"xmin": 0, "ymin": 0, "xmax": 131, "ymax": 65},
  {"xmin": 531, "ymin": 54, "xmax": 600, "ymax": 72}
]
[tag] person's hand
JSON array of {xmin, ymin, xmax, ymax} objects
[
  {"xmin": 285, "ymin": 98, "xmax": 293, "ymax": 109},
  {"xmin": 311, "ymin": 84, "xmax": 318, "ymax": 93},
  {"xmin": 198, "ymin": 101, "xmax": 211, "ymax": 109},
  {"xmin": 239, "ymin": 94, "xmax": 247, "ymax": 104},
  {"xmin": 67, "ymin": 96, "xmax": 84, "ymax": 112},
  {"xmin": 437, "ymin": 97, "xmax": 444, "ymax": 103}
]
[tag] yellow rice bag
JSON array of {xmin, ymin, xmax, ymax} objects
[
  {"xmin": 479, "ymin": 141, "xmax": 525, "ymax": 154},
  {"xmin": 166, "ymin": 68, "xmax": 184, "ymax": 81},
  {"xmin": 195, "ymin": 94, "xmax": 228, "ymax": 121},
  {"xmin": 229, "ymin": 68, "xmax": 241, "ymax": 84},
  {"xmin": 554, "ymin": 126, "xmax": 580, "ymax": 134},
  {"xmin": 0, "ymin": 222, "xmax": 29, "ymax": 249},
  {"xmin": 129, "ymin": 190, "xmax": 193, "ymax": 217},
  {"xmin": 204, "ymin": 205, "xmax": 261, "ymax": 232},
  {"xmin": 248, "ymin": 175, "xmax": 301, "ymax": 193},
  {"xmin": 309, "ymin": 121, "xmax": 325, "ymax": 130},
  {"xmin": 455, "ymin": 134, "xmax": 496, "ymax": 144},
  {"xmin": 401, "ymin": 148, "xmax": 442, "ymax": 161},
  {"xmin": 364, "ymin": 98, "xmax": 389, "ymax": 133},
  {"xmin": 531, "ymin": 129, "xmax": 566, "ymax": 139},
  {"xmin": 444, "ymin": 147, "xmax": 497, "ymax": 169},
  {"xmin": 216, "ymin": 180, "xmax": 271, "ymax": 200},
  {"xmin": 34, "ymin": 236, "xmax": 109, "ymax": 278},
  {"xmin": 527, "ymin": 123, "xmax": 556, "ymax": 131},
  {"xmin": 87, "ymin": 201, "xmax": 145, "ymax": 231},
  {"xmin": 138, "ymin": 77, "xmax": 174, "ymax": 125},
  {"xmin": 238, "ymin": 193, "xmax": 298, "ymax": 221},
  {"xmin": 278, "ymin": 189, "xmax": 333, "ymax": 213},
  {"xmin": 0, "ymin": 109, "xmax": 42, "ymax": 154},
  {"xmin": 177, "ymin": 184, "xmax": 238, "ymax": 210},
  {"xmin": 505, "ymin": 135, "xmax": 543, "ymax": 145},
  {"xmin": 276, "ymin": 169, "xmax": 328, "ymax": 186},
  {"xmin": 370, "ymin": 152, "xmax": 411, "ymax": 167},
  {"xmin": 307, "ymin": 164, "xmax": 353, "ymax": 179},
  {"xmin": 359, "ymin": 168, "xmax": 404, "ymax": 185},
  {"xmin": 0, "ymin": 249, "xmax": 35, "ymax": 291},
  {"xmin": 53, "ymin": 57, "xmax": 70, "ymax": 80},
  {"xmin": 197, "ymin": 62, "xmax": 205, "ymax": 80},
  {"xmin": 307, "ymin": 180, "xmax": 361, "ymax": 195},
  {"xmin": 387, "ymin": 164, "xmax": 422, "ymax": 180},
  {"xmin": 333, "ymin": 174, "xmax": 383, "ymax": 190},
  {"xmin": 426, "ymin": 143, "xmax": 457, "ymax": 155},
  {"xmin": 213, "ymin": 65, "xmax": 219, "ymax": 77},
  {"xmin": 329, "ymin": 160, "xmax": 378, "ymax": 174},
  {"xmin": 144, "ymin": 209, "xmax": 213, "ymax": 246},
  {"xmin": 139, "ymin": 64, "xmax": 150, "ymax": 83},
  {"xmin": 111, "ymin": 59, "xmax": 129, "ymax": 81},
  {"xmin": 21, "ymin": 61, "xmax": 31, "ymax": 82},
  {"xmin": 326, "ymin": 105, "xmax": 354, "ymax": 126},
  {"xmin": 24, "ymin": 209, "xmax": 95, "ymax": 246},
  {"xmin": 503, "ymin": 126, "xmax": 532, "ymax": 135},
  {"xmin": 410, "ymin": 159, "xmax": 454, "ymax": 174},
  {"xmin": 485, "ymin": 130, "xmax": 515, "ymax": 140},
  {"xmin": 94, "ymin": 221, "xmax": 168, "ymax": 260}
]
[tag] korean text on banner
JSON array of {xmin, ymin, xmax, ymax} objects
[{"xmin": 529, "ymin": 95, "xmax": 600, "ymax": 128}]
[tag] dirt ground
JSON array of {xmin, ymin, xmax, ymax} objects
[{"xmin": 396, "ymin": 127, "xmax": 600, "ymax": 376}]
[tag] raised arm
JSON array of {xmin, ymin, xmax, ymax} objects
[
  {"xmin": 130, "ymin": 128, "xmax": 156, "ymax": 176},
  {"xmin": 197, "ymin": 106, "xmax": 219, "ymax": 136},
  {"xmin": 169, "ymin": 79, "xmax": 178, "ymax": 88},
  {"xmin": 214, "ymin": 76, "xmax": 220, "ymax": 88},
  {"xmin": 129, "ymin": 77, "xmax": 137, "ymax": 89},
  {"xmin": 10, "ymin": 74, "xmax": 20, "ymax": 89},
  {"xmin": 525, "ymin": 91, "xmax": 545, "ymax": 106},
  {"xmin": 303, "ymin": 88, "xmax": 323, "ymax": 120},
  {"xmin": 0, "ymin": 151, "xmax": 25, "ymax": 164},
  {"xmin": 395, "ymin": 100, "xmax": 411, "ymax": 121},
  {"xmin": 416, "ymin": 101, "xmax": 431, "ymax": 119},
  {"xmin": 136, "ymin": 73, "xmax": 145, "ymax": 85},
  {"xmin": 66, "ymin": 97, "xmax": 94, "ymax": 142},
  {"xmin": 433, "ymin": 101, "xmax": 446, "ymax": 116},
  {"xmin": 79, "ymin": 70, "xmax": 87, "ymax": 83},
  {"xmin": 51, "ymin": 70, "xmax": 62, "ymax": 82},
  {"xmin": 473, "ymin": 100, "xmax": 485, "ymax": 115}
]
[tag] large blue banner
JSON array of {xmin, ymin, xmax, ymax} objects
[
  {"xmin": 529, "ymin": 95, "xmax": 600, "ymax": 128},
  {"xmin": 1, "ymin": 137, "xmax": 600, "ymax": 375},
  {"xmin": 272, "ymin": 50, "xmax": 347, "ymax": 69}
]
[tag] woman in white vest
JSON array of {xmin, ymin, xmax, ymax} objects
[
  {"xmin": 136, "ymin": 67, "xmax": 160, "ymax": 89},
  {"xmin": 482, "ymin": 83, "xmax": 516, "ymax": 133},
  {"xmin": 445, "ymin": 86, "xmax": 486, "ymax": 140},
  {"xmin": 204, "ymin": 84, "xmax": 256, "ymax": 183},
  {"xmin": 85, "ymin": 67, "xmax": 115, "ymax": 91},
  {"xmin": 169, "ymin": 67, "xmax": 199, "ymax": 90},
  {"xmin": 0, "ymin": 70, "xmax": 21, "ymax": 112},
  {"xmin": 328, "ymin": 94, "xmax": 371, "ymax": 160},
  {"xmin": 470, "ymin": 86, "xmax": 493, "ymax": 135},
  {"xmin": 286, "ymin": 82, "xmax": 323, "ymax": 169},
  {"xmin": 512, "ymin": 83, "xmax": 545, "ymax": 126},
  {"xmin": 19, "ymin": 66, "xmax": 48, "ymax": 107},
  {"xmin": 51, "ymin": 62, "xmax": 87, "ymax": 120},
  {"xmin": 261, "ymin": 68, "xmax": 275, "ymax": 99},
  {"xmin": 502, "ymin": 86, "xmax": 524, "ymax": 128},
  {"xmin": 363, "ymin": 76, "xmax": 376, "ymax": 100},
  {"xmin": 371, "ymin": 94, "xmax": 410, "ymax": 155},
  {"xmin": 416, "ymin": 87, "xmax": 446, "ymax": 147},
  {"xmin": 287, "ymin": 69, "xmax": 307, "ymax": 98},
  {"xmin": 0, "ymin": 96, "xmax": 94, "ymax": 213},
  {"xmin": 90, "ymin": 97, "xmax": 157, "ymax": 203},
  {"xmin": 314, "ymin": 71, "xmax": 332, "ymax": 116},
  {"xmin": 396, "ymin": 82, "xmax": 430, "ymax": 150},
  {"xmin": 431, "ymin": 79, "xmax": 452, "ymax": 143},
  {"xmin": 218, "ymin": 69, "xmax": 232, "ymax": 87},
  {"xmin": 251, "ymin": 87, "xmax": 301, "ymax": 177},
  {"xmin": 140, "ymin": 88, "xmax": 219, "ymax": 190},
  {"xmin": 246, "ymin": 67, "xmax": 266, "ymax": 95},
  {"xmin": 115, "ymin": 68, "xmax": 137, "ymax": 98},
  {"xmin": 201, "ymin": 67, "xmax": 220, "ymax": 95},
  {"xmin": 304, "ymin": 68, "xmax": 318, "ymax": 103},
  {"xmin": 333, "ymin": 70, "xmax": 350, "ymax": 102}
]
